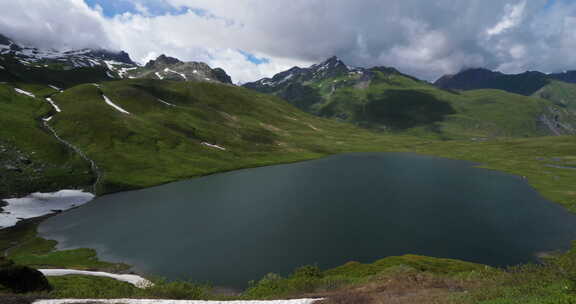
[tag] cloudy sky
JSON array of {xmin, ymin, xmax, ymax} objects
[{"xmin": 0, "ymin": 0, "xmax": 575, "ymax": 83}]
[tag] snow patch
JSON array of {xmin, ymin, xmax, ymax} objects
[
  {"xmin": 157, "ymin": 99, "xmax": 176, "ymax": 107},
  {"xmin": 259, "ymin": 79, "xmax": 274, "ymax": 86},
  {"xmin": 45, "ymin": 98, "xmax": 62, "ymax": 112},
  {"xmin": 202, "ymin": 142, "xmax": 226, "ymax": 151},
  {"xmin": 49, "ymin": 85, "xmax": 62, "ymax": 91},
  {"xmin": 104, "ymin": 60, "xmax": 115, "ymax": 71},
  {"xmin": 89, "ymin": 59, "xmax": 100, "ymax": 67},
  {"xmin": 33, "ymin": 299, "xmax": 321, "ymax": 304},
  {"xmin": 164, "ymin": 68, "xmax": 187, "ymax": 80},
  {"xmin": 155, "ymin": 72, "xmax": 164, "ymax": 80},
  {"xmin": 0, "ymin": 190, "xmax": 94, "ymax": 229},
  {"xmin": 39, "ymin": 269, "xmax": 152, "ymax": 288},
  {"xmin": 102, "ymin": 95, "xmax": 131, "ymax": 115},
  {"xmin": 14, "ymin": 88, "xmax": 36, "ymax": 98},
  {"xmin": 106, "ymin": 71, "xmax": 115, "ymax": 78},
  {"xmin": 307, "ymin": 123, "xmax": 320, "ymax": 131},
  {"xmin": 277, "ymin": 73, "xmax": 294, "ymax": 84},
  {"xmin": 118, "ymin": 67, "xmax": 137, "ymax": 78},
  {"xmin": 0, "ymin": 65, "xmax": 4, "ymax": 70}
]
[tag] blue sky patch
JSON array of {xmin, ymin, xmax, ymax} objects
[
  {"xmin": 239, "ymin": 50, "xmax": 270, "ymax": 65},
  {"xmin": 84, "ymin": 0, "xmax": 188, "ymax": 17}
]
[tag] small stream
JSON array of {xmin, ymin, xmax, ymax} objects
[{"xmin": 41, "ymin": 91, "xmax": 102, "ymax": 193}]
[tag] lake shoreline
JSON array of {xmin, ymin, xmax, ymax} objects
[
  {"xmin": 38, "ymin": 152, "xmax": 576, "ymax": 289},
  {"xmin": 3, "ymin": 142, "xmax": 576, "ymax": 296}
]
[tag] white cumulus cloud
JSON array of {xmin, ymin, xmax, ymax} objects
[{"xmin": 1, "ymin": 0, "xmax": 576, "ymax": 83}]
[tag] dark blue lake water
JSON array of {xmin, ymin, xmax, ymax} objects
[{"xmin": 39, "ymin": 153, "xmax": 576, "ymax": 288}]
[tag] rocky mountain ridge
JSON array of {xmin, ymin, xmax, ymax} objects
[
  {"xmin": 244, "ymin": 56, "xmax": 403, "ymax": 93},
  {"xmin": 0, "ymin": 33, "xmax": 232, "ymax": 85},
  {"xmin": 243, "ymin": 56, "xmax": 412, "ymax": 113},
  {"xmin": 244, "ymin": 57, "xmax": 576, "ymax": 137},
  {"xmin": 129, "ymin": 54, "xmax": 232, "ymax": 84}
]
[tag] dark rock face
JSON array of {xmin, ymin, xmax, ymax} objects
[
  {"xmin": 138, "ymin": 55, "xmax": 233, "ymax": 84},
  {"xmin": 0, "ymin": 33, "xmax": 12, "ymax": 46},
  {"xmin": 243, "ymin": 56, "xmax": 351, "ymax": 93},
  {"xmin": 242, "ymin": 56, "xmax": 409, "ymax": 114},
  {"xmin": 86, "ymin": 49, "xmax": 135, "ymax": 65},
  {"xmin": 0, "ymin": 294, "xmax": 39, "ymax": 304},
  {"xmin": 145, "ymin": 54, "xmax": 183, "ymax": 68},
  {"xmin": 212, "ymin": 68, "xmax": 233, "ymax": 84},
  {"xmin": 0, "ymin": 264, "xmax": 52, "ymax": 294}
]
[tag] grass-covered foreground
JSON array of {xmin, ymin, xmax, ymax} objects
[
  {"xmin": 2, "ymin": 134, "xmax": 575, "ymax": 303},
  {"xmin": 5, "ymin": 251, "xmax": 576, "ymax": 304}
]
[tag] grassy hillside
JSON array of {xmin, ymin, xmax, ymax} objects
[
  {"xmin": 533, "ymin": 80, "xmax": 576, "ymax": 110},
  {"xmin": 326, "ymin": 71, "xmax": 560, "ymax": 138},
  {"xmin": 47, "ymin": 79, "xmax": 403, "ymax": 194},
  {"xmin": 0, "ymin": 83, "xmax": 91, "ymax": 196}
]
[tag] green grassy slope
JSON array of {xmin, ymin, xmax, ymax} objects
[
  {"xmin": 440, "ymin": 89, "xmax": 553, "ymax": 139},
  {"xmin": 0, "ymin": 83, "xmax": 91, "ymax": 196},
  {"xmin": 533, "ymin": 80, "xmax": 576, "ymax": 110},
  {"xmin": 332, "ymin": 72, "xmax": 559, "ymax": 138},
  {"xmin": 48, "ymin": 79, "xmax": 394, "ymax": 194}
]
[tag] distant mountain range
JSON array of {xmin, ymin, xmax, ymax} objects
[
  {"xmin": 243, "ymin": 56, "xmax": 576, "ymax": 137},
  {"xmin": 434, "ymin": 68, "xmax": 576, "ymax": 96},
  {"xmin": 0, "ymin": 33, "xmax": 231, "ymax": 87}
]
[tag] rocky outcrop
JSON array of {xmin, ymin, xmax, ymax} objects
[
  {"xmin": 84, "ymin": 49, "xmax": 135, "ymax": 65},
  {"xmin": 539, "ymin": 106, "xmax": 576, "ymax": 136},
  {"xmin": 244, "ymin": 56, "xmax": 352, "ymax": 94},
  {"xmin": 131, "ymin": 54, "xmax": 233, "ymax": 84},
  {"xmin": 243, "ymin": 56, "xmax": 408, "ymax": 113},
  {"xmin": 0, "ymin": 260, "xmax": 52, "ymax": 293},
  {"xmin": 144, "ymin": 54, "xmax": 182, "ymax": 68},
  {"xmin": 213, "ymin": 67, "xmax": 233, "ymax": 84}
]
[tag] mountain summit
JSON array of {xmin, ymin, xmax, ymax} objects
[
  {"xmin": 243, "ymin": 56, "xmax": 415, "ymax": 116},
  {"xmin": 130, "ymin": 54, "xmax": 232, "ymax": 84},
  {"xmin": 244, "ymin": 56, "xmax": 352, "ymax": 93},
  {"xmin": 145, "ymin": 54, "xmax": 182, "ymax": 68}
]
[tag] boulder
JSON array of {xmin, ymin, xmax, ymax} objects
[{"xmin": 0, "ymin": 263, "xmax": 52, "ymax": 293}]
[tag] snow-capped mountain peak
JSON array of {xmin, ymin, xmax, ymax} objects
[{"xmin": 0, "ymin": 33, "xmax": 233, "ymax": 84}]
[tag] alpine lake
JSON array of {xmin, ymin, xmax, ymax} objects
[{"xmin": 39, "ymin": 153, "xmax": 576, "ymax": 289}]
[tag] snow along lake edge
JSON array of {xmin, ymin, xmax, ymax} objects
[
  {"xmin": 39, "ymin": 269, "xmax": 153, "ymax": 288},
  {"xmin": 0, "ymin": 190, "xmax": 94, "ymax": 229}
]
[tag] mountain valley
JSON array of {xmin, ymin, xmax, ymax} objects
[{"xmin": 0, "ymin": 31, "xmax": 576, "ymax": 304}]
